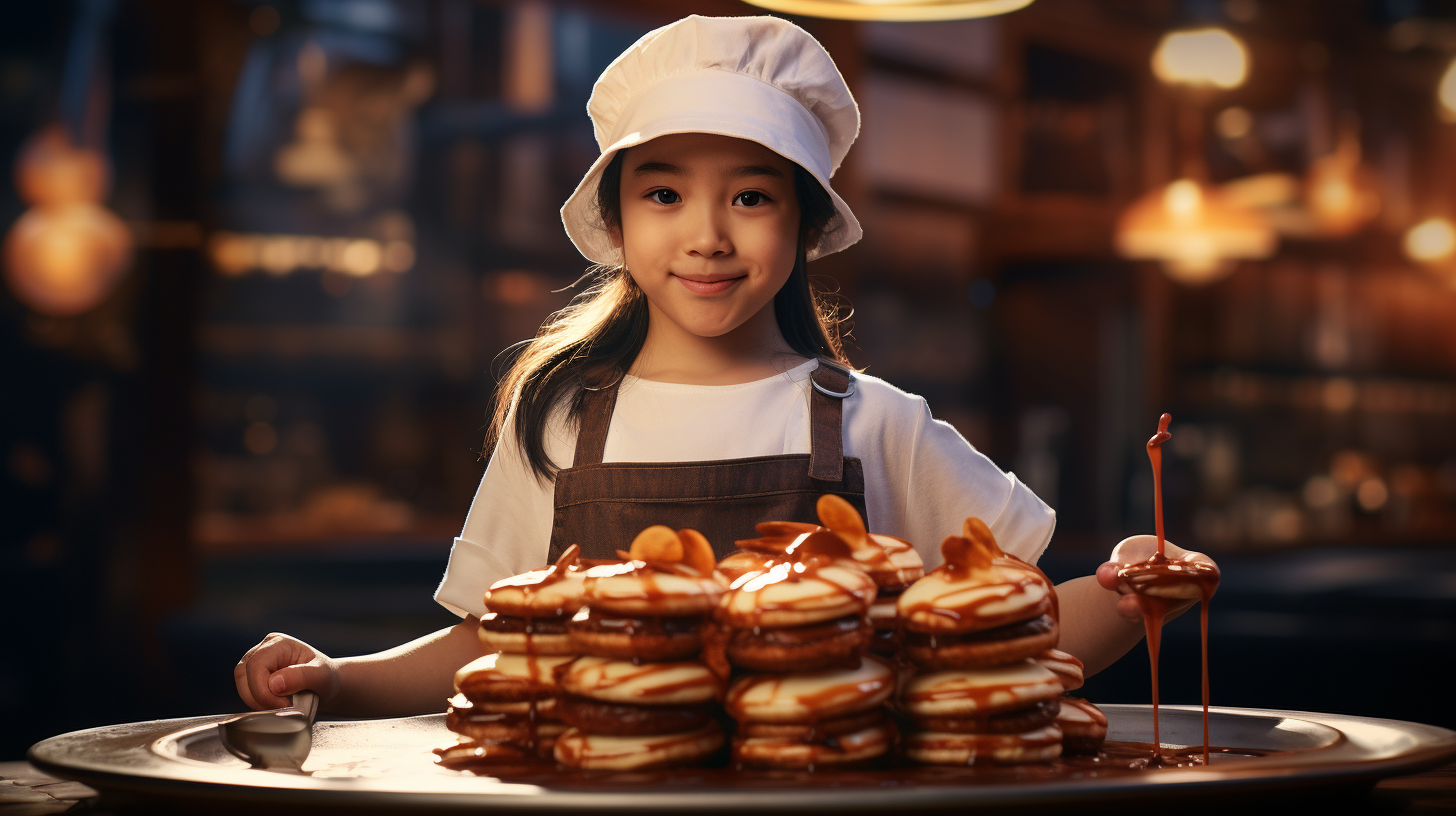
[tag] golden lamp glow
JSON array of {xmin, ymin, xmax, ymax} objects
[
  {"xmin": 1152, "ymin": 28, "xmax": 1249, "ymax": 89},
  {"xmin": 5, "ymin": 126, "xmax": 132, "ymax": 316},
  {"xmin": 3, "ymin": 202, "xmax": 132, "ymax": 317},
  {"xmin": 1404, "ymin": 217, "xmax": 1456, "ymax": 264},
  {"xmin": 737, "ymin": 0, "xmax": 1032, "ymax": 21},
  {"xmin": 1439, "ymin": 57, "xmax": 1456, "ymax": 121},
  {"xmin": 1304, "ymin": 124, "xmax": 1380, "ymax": 237},
  {"xmin": 14, "ymin": 126, "xmax": 109, "ymax": 206},
  {"xmin": 1115, "ymin": 178, "xmax": 1277, "ymax": 284}
]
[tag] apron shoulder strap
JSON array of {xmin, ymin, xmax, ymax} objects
[
  {"xmin": 809, "ymin": 359, "xmax": 854, "ymax": 482},
  {"xmin": 573, "ymin": 382, "xmax": 619, "ymax": 467}
]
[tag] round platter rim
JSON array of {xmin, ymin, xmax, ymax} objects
[{"xmin": 25, "ymin": 705, "xmax": 1456, "ymax": 812}]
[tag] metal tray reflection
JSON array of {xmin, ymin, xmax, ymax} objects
[{"xmin": 27, "ymin": 705, "xmax": 1456, "ymax": 812}]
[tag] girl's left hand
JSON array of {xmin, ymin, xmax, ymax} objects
[{"xmin": 1094, "ymin": 535, "xmax": 1219, "ymax": 622}]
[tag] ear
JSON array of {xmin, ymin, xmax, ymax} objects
[{"xmin": 608, "ymin": 223, "xmax": 623, "ymax": 249}]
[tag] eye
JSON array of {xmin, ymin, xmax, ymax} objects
[
  {"xmin": 734, "ymin": 191, "xmax": 770, "ymax": 207},
  {"xmin": 648, "ymin": 188, "xmax": 680, "ymax": 205}
]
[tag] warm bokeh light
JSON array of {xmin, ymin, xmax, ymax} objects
[
  {"xmin": 1404, "ymin": 217, "xmax": 1456, "ymax": 264},
  {"xmin": 206, "ymin": 231, "xmax": 411, "ymax": 277},
  {"xmin": 14, "ymin": 126, "xmax": 108, "ymax": 206},
  {"xmin": 1152, "ymin": 28, "xmax": 1249, "ymax": 89},
  {"xmin": 1439, "ymin": 56, "xmax": 1456, "ymax": 121},
  {"xmin": 1304, "ymin": 124, "xmax": 1380, "ymax": 237},
  {"xmin": 1215, "ymin": 106, "xmax": 1254, "ymax": 140},
  {"xmin": 3, "ymin": 202, "xmax": 132, "ymax": 316},
  {"xmin": 1115, "ymin": 178, "xmax": 1277, "ymax": 284},
  {"xmin": 737, "ymin": 0, "xmax": 1033, "ymax": 21}
]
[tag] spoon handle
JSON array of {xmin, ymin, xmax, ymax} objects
[{"xmin": 291, "ymin": 690, "xmax": 320, "ymax": 725}]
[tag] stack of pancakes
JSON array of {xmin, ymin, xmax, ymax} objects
[
  {"xmin": 718, "ymin": 499, "xmax": 902, "ymax": 769},
  {"xmin": 895, "ymin": 519, "xmax": 1067, "ymax": 765},
  {"xmin": 552, "ymin": 526, "xmax": 727, "ymax": 770},
  {"xmin": 442, "ymin": 545, "xmax": 588, "ymax": 763}
]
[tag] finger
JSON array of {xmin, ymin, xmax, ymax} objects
[
  {"xmin": 245, "ymin": 644, "xmax": 297, "ymax": 710},
  {"xmin": 1095, "ymin": 562, "xmax": 1122, "ymax": 592},
  {"xmin": 1116, "ymin": 593, "xmax": 1143, "ymax": 621},
  {"xmin": 268, "ymin": 660, "xmax": 332, "ymax": 700},
  {"xmin": 234, "ymin": 660, "xmax": 264, "ymax": 710}
]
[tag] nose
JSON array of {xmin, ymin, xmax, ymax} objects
[{"xmin": 684, "ymin": 200, "xmax": 732, "ymax": 259}]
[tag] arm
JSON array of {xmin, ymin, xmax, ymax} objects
[
  {"xmin": 235, "ymin": 616, "xmax": 486, "ymax": 717},
  {"xmin": 1054, "ymin": 575, "xmax": 1147, "ymax": 678}
]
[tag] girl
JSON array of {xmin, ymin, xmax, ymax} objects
[{"xmin": 235, "ymin": 15, "xmax": 1215, "ymax": 717}]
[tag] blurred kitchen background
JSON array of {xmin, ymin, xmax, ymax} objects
[{"xmin": 3, "ymin": 0, "xmax": 1455, "ymax": 758}]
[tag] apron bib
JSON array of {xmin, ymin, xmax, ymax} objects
[{"xmin": 549, "ymin": 360, "xmax": 867, "ymax": 561}]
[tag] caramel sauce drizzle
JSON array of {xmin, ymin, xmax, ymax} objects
[
  {"xmin": 898, "ymin": 520, "xmax": 1052, "ymax": 632},
  {"xmin": 1116, "ymin": 414, "xmax": 1220, "ymax": 763}
]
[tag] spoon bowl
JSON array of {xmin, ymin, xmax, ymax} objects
[{"xmin": 218, "ymin": 691, "xmax": 319, "ymax": 772}]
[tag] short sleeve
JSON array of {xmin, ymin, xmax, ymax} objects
[
  {"xmin": 433, "ymin": 411, "xmax": 562, "ymax": 618},
  {"xmin": 897, "ymin": 399, "xmax": 1056, "ymax": 567}
]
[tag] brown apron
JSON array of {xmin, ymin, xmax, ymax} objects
[{"xmin": 549, "ymin": 360, "xmax": 867, "ymax": 561}]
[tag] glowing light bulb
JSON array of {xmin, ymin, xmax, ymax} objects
[
  {"xmin": 1404, "ymin": 218, "xmax": 1456, "ymax": 264},
  {"xmin": 3, "ymin": 202, "xmax": 132, "ymax": 316},
  {"xmin": 1152, "ymin": 28, "xmax": 1249, "ymax": 90}
]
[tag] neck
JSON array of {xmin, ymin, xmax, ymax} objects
[{"xmin": 629, "ymin": 304, "xmax": 808, "ymax": 385}]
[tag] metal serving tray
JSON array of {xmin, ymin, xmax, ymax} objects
[{"xmin": 27, "ymin": 705, "xmax": 1456, "ymax": 812}]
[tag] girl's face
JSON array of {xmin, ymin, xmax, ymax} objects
[{"xmin": 614, "ymin": 133, "xmax": 800, "ymax": 343}]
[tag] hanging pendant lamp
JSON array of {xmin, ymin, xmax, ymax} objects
[{"xmin": 738, "ymin": 0, "xmax": 1033, "ymax": 22}]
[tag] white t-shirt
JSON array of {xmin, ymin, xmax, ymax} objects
[{"xmin": 434, "ymin": 359, "xmax": 1055, "ymax": 618}]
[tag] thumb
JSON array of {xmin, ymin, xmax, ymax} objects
[
  {"xmin": 267, "ymin": 661, "xmax": 332, "ymax": 700},
  {"xmin": 1095, "ymin": 561, "xmax": 1123, "ymax": 592}
]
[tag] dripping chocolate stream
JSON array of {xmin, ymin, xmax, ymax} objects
[{"xmin": 1122, "ymin": 413, "xmax": 1220, "ymax": 764}]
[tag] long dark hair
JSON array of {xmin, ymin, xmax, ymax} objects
[{"xmin": 487, "ymin": 148, "xmax": 848, "ymax": 481}]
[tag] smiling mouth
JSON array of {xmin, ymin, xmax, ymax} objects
[{"xmin": 672, "ymin": 274, "xmax": 746, "ymax": 296}]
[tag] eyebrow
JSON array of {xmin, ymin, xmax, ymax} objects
[{"xmin": 631, "ymin": 162, "xmax": 786, "ymax": 179}]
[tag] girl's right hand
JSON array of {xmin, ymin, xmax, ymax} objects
[{"xmin": 235, "ymin": 633, "xmax": 340, "ymax": 711}]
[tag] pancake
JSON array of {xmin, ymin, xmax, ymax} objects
[
  {"xmin": 1057, "ymin": 696, "xmax": 1108, "ymax": 755},
  {"xmin": 558, "ymin": 655, "xmax": 724, "ymax": 706},
  {"xmin": 899, "ymin": 660, "xmax": 1063, "ymax": 720},
  {"xmin": 553, "ymin": 723, "xmax": 725, "ymax": 770},
  {"xmin": 718, "ymin": 532, "xmax": 878, "ymax": 629},
  {"xmin": 453, "ymin": 652, "xmax": 575, "ymax": 703},
  {"xmin": 1035, "ymin": 648, "xmax": 1086, "ymax": 692},
  {"xmin": 903, "ymin": 724, "xmax": 1063, "ymax": 765},
  {"xmin": 484, "ymin": 544, "xmax": 590, "ymax": 618},
  {"xmin": 726, "ymin": 656, "xmax": 895, "ymax": 724},
  {"xmin": 897, "ymin": 519, "xmax": 1054, "ymax": 635}
]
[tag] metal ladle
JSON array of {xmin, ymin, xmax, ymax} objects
[{"xmin": 218, "ymin": 690, "xmax": 320, "ymax": 773}]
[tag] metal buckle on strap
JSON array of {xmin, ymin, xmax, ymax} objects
[{"xmin": 811, "ymin": 360, "xmax": 856, "ymax": 399}]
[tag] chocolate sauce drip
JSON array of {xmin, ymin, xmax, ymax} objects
[{"xmin": 1117, "ymin": 414, "xmax": 1220, "ymax": 763}]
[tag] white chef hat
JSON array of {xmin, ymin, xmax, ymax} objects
[{"xmin": 560, "ymin": 15, "xmax": 863, "ymax": 266}]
